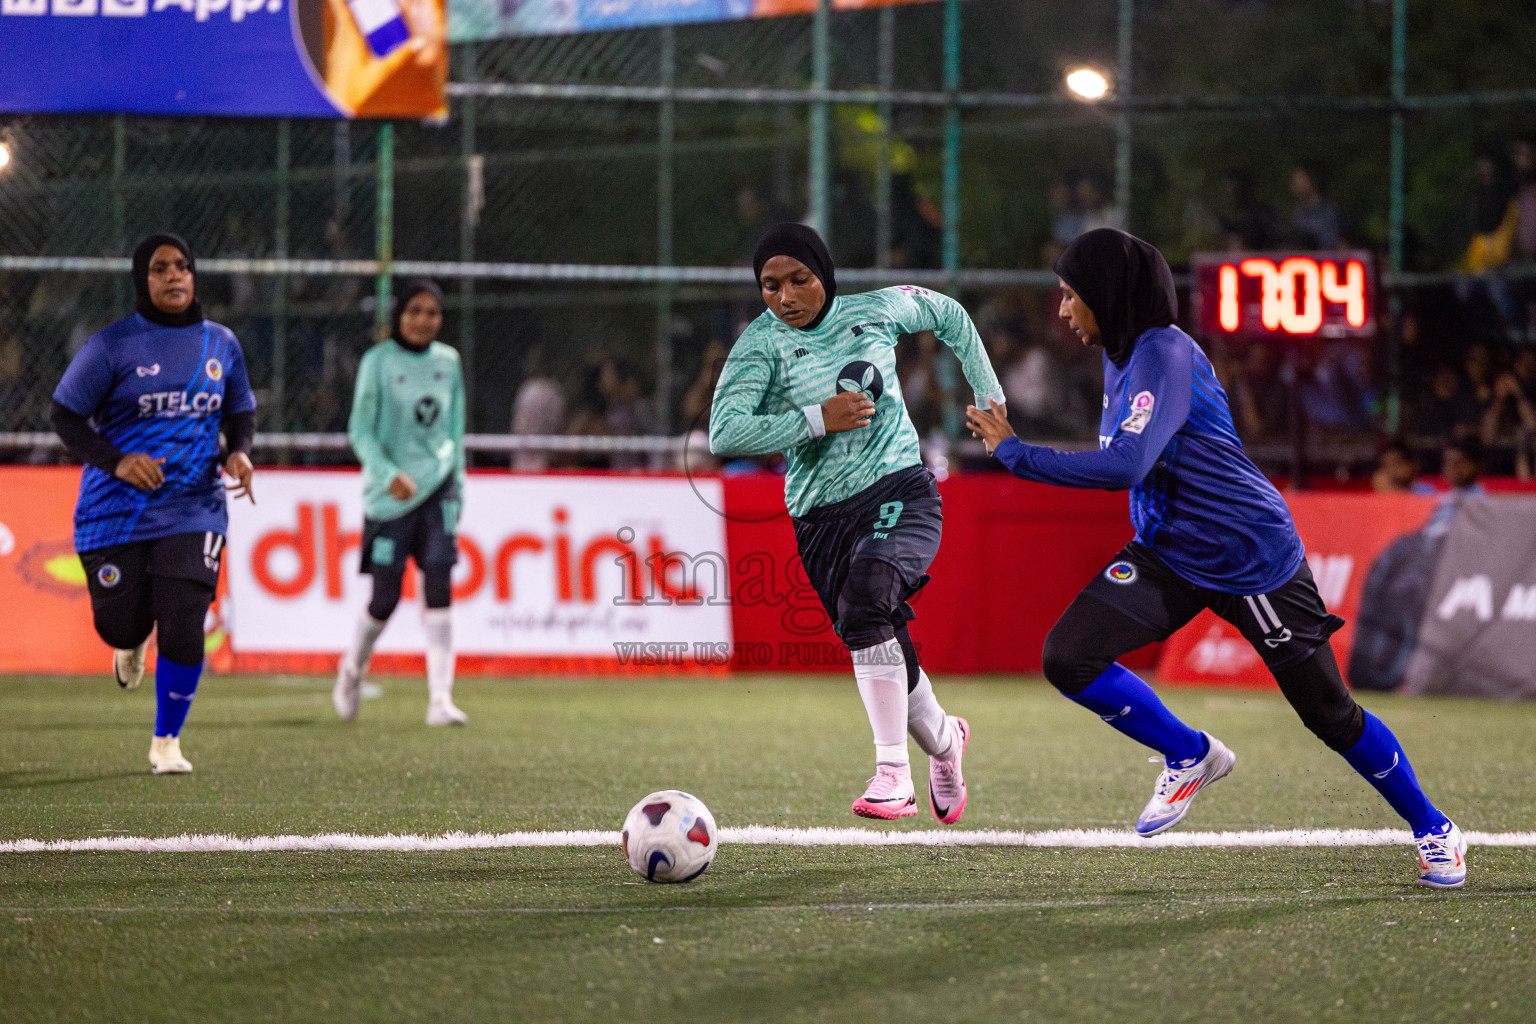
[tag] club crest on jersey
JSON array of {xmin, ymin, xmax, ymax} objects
[
  {"xmin": 97, "ymin": 564, "xmax": 122, "ymax": 588},
  {"xmin": 415, "ymin": 396, "xmax": 440, "ymax": 426},
  {"xmin": 1120, "ymin": 390, "xmax": 1155, "ymax": 435},
  {"xmin": 835, "ymin": 361, "xmax": 884, "ymax": 403},
  {"xmin": 204, "ymin": 358, "xmax": 223, "ymax": 382},
  {"xmin": 1105, "ymin": 561, "xmax": 1138, "ymax": 585}
]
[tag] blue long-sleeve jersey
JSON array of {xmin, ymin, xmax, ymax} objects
[
  {"xmin": 53, "ymin": 313, "xmax": 256, "ymax": 552},
  {"xmin": 993, "ymin": 325, "xmax": 1303, "ymax": 595}
]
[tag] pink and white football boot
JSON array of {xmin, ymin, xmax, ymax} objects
[
  {"xmin": 851, "ymin": 763, "xmax": 918, "ymax": 819},
  {"xmin": 927, "ymin": 716, "xmax": 970, "ymax": 824}
]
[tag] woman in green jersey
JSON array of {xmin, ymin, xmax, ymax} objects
[
  {"xmin": 709, "ymin": 224, "xmax": 1005, "ymax": 823},
  {"xmin": 333, "ymin": 279, "xmax": 468, "ymax": 727}
]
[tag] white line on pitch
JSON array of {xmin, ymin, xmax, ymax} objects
[
  {"xmin": 9, "ymin": 891, "xmax": 1536, "ymax": 916},
  {"xmin": 2, "ymin": 827, "xmax": 1536, "ymax": 854}
]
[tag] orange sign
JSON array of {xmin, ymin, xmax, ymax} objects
[{"xmin": 0, "ymin": 467, "xmax": 113, "ymax": 674}]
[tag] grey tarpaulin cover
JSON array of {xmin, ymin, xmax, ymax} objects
[
  {"xmin": 1399, "ymin": 496, "xmax": 1536, "ymax": 699},
  {"xmin": 1348, "ymin": 522, "xmax": 1447, "ymax": 691}
]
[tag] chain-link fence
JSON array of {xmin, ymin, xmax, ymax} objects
[{"xmin": 3, "ymin": 0, "xmax": 1536, "ymax": 475}]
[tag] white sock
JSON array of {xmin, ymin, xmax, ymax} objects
[
  {"xmin": 345, "ymin": 612, "xmax": 388, "ymax": 674},
  {"xmin": 851, "ymin": 638, "xmax": 909, "ymax": 766},
  {"xmin": 907, "ymin": 669, "xmax": 955, "ymax": 759},
  {"xmin": 423, "ymin": 608, "xmax": 455, "ymax": 704}
]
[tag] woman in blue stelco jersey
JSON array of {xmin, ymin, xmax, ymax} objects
[
  {"xmin": 50, "ymin": 233, "xmax": 257, "ymax": 776},
  {"xmin": 965, "ymin": 229, "xmax": 1466, "ymax": 889}
]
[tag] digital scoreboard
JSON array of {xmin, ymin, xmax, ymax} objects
[{"xmin": 1191, "ymin": 251, "xmax": 1377, "ymax": 342}]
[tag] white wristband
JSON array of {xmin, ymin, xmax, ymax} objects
[{"xmin": 802, "ymin": 404, "xmax": 827, "ymax": 439}]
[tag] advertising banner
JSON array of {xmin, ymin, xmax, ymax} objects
[
  {"xmin": 1156, "ymin": 493, "xmax": 1435, "ymax": 688},
  {"xmin": 1399, "ymin": 496, "xmax": 1536, "ymax": 699},
  {"xmin": 0, "ymin": 0, "xmax": 447, "ymax": 118},
  {"xmin": 449, "ymin": 0, "xmax": 936, "ymax": 43},
  {"xmin": 223, "ymin": 472, "xmax": 733, "ymax": 672},
  {"xmin": 0, "ymin": 467, "xmax": 114, "ymax": 674}
]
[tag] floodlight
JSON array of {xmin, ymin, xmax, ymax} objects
[
  {"xmin": 0, "ymin": 143, "xmax": 10, "ymax": 170},
  {"xmin": 1065, "ymin": 68, "xmax": 1110, "ymax": 101}
]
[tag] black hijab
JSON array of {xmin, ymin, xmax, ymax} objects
[
  {"xmin": 132, "ymin": 233, "xmax": 204, "ymax": 328},
  {"xmin": 1054, "ymin": 228, "xmax": 1177, "ymax": 366},
  {"xmin": 390, "ymin": 278, "xmax": 445, "ymax": 350},
  {"xmin": 752, "ymin": 223, "xmax": 838, "ymax": 330}
]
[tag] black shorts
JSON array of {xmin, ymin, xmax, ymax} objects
[
  {"xmin": 1084, "ymin": 541, "xmax": 1344, "ymax": 672},
  {"xmin": 80, "ymin": 531, "xmax": 224, "ymax": 612},
  {"xmin": 359, "ymin": 477, "xmax": 461, "ymax": 576},
  {"xmin": 792, "ymin": 466, "xmax": 943, "ymax": 635}
]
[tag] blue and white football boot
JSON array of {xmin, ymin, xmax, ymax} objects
[
  {"xmin": 1416, "ymin": 821, "xmax": 1468, "ymax": 889},
  {"xmin": 1135, "ymin": 734, "xmax": 1237, "ymax": 837}
]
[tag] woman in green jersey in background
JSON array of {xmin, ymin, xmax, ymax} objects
[
  {"xmin": 333, "ymin": 279, "xmax": 469, "ymax": 727},
  {"xmin": 709, "ymin": 224, "xmax": 1005, "ymax": 823}
]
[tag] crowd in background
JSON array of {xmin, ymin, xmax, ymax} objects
[
  {"xmin": 5, "ymin": 136, "xmax": 1536, "ymax": 487},
  {"xmin": 493, "ymin": 135, "xmax": 1536, "ymax": 485}
]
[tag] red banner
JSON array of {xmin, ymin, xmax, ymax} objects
[
  {"xmin": 0, "ymin": 467, "xmax": 1441, "ymax": 683},
  {"xmin": 724, "ymin": 473, "xmax": 1153, "ymax": 674},
  {"xmin": 1156, "ymin": 493, "xmax": 1435, "ymax": 688}
]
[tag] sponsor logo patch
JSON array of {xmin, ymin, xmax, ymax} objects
[
  {"xmin": 97, "ymin": 563, "xmax": 122, "ymax": 588},
  {"xmin": 204, "ymin": 358, "xmax": 223, "ymax": 381},
  {"xmin": 1105, "ymin": 561, "xmax": 1138, "ymax": 585},
  {"xmin": 835, "ymin": 360, "xmax": 884, "ymax": 403},
  {"xmin": 1120, "ymin": 390, "xmax": 1155, "ymax": 435},
  {"xmin": 135, "ymin": 364, "xmax": 161, "ymax": 377}
]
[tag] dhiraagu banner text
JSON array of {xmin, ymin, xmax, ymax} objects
[{"xmin": 0, "ymin": 0, "xmax": 446, "ymax": 118}]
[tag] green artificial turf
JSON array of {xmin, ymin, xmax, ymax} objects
[{"xmin": 2, "ymin": 674, "xmax": 1534, "ymax": 1023}]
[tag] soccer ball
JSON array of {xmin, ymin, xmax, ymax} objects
[{"xmin": 621, "ymin": 790, "xmax": 718, "ymax": 883}]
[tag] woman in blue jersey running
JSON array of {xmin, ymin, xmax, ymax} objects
[
  {"xmin": 710, "ymin": 224, "xmax": 1004, "ymax": 823},
  {"xmin": 51, "ymin": 233, "xmax": 257, "ymax": 775},
  {"xmin": 966, "ymin": 228, "xmax": 1466, "ymax": 888}
]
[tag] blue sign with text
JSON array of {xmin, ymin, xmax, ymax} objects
[{"xmin": 0, "ymin": 0, "xmax": 448, "ymax": 118}]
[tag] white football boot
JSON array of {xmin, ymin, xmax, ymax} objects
[
  {"xmin": 1416, "ymin": 821, "xmax": 1468, "ymax": 889},
  {"xmin": 1135, "ymin": 734, "xmax": 1236, "ymax": 836},
  {"xmin": 426, "ymin": 698, "xmax": 468, "ymax": 727},
  {"xmin": 114, "ymin": 641, "xmax": 148, "ymax": 691},
  {"xmin": 149, "ymin": 735, "xmax": 193, "ymax": 774},
  {"xmin": 332, "ymin": 658, "xmax": 362, "ymax": 721}
]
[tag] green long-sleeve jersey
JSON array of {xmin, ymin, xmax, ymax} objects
[
  {"xmin": 709, "ymin": 286, "xmax": 1004, "ymax": 516},
  {"xmin": 348, "ymin": 338, "xmax": 466, "ymax": 521}
]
